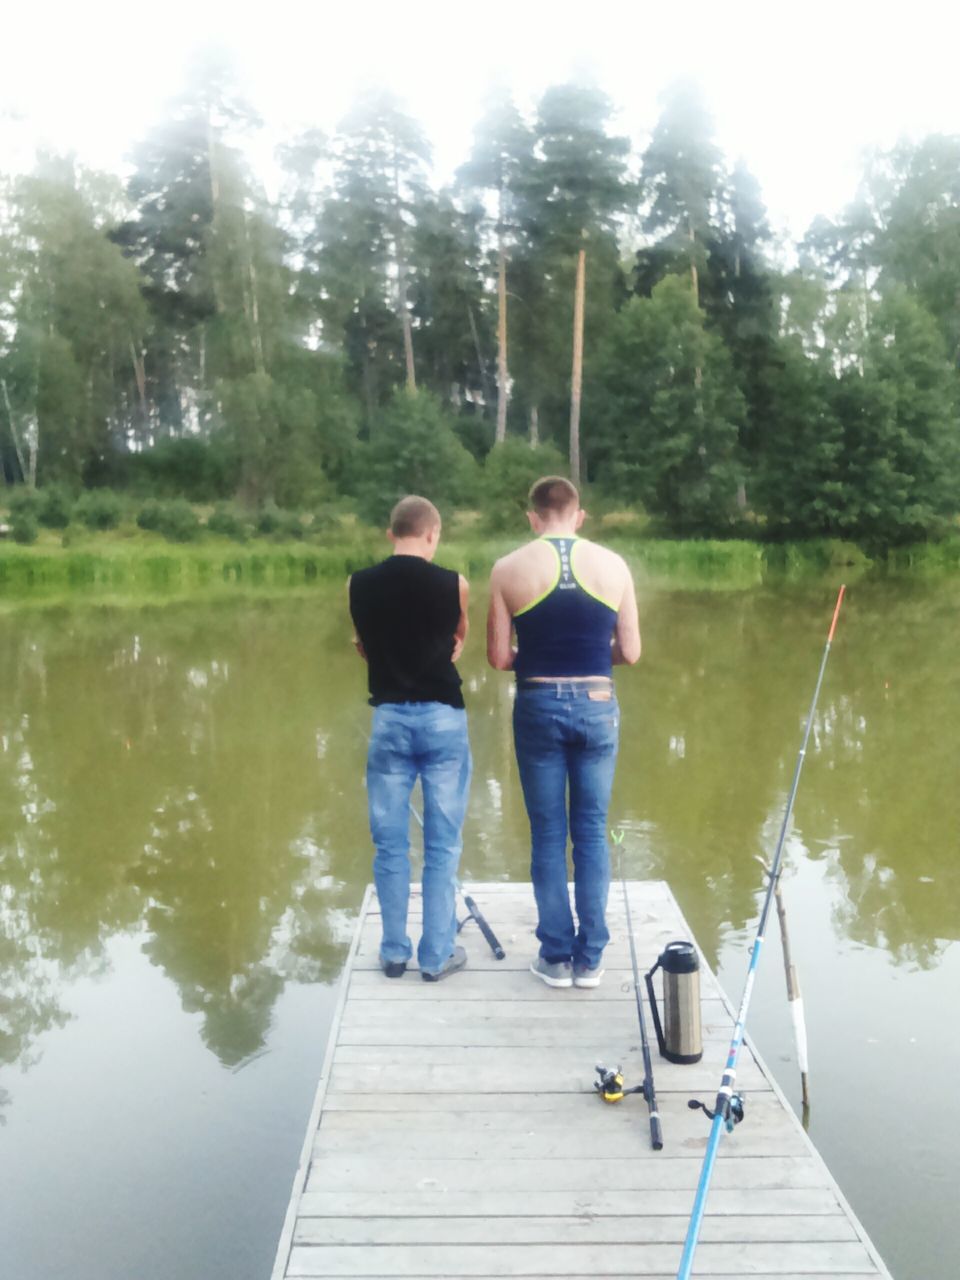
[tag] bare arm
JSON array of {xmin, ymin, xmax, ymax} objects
[
  {"xmin": 611, "ymin": 566, "xmax": 641, "ymax": 666},
  {"xmin": 452, "ymin": 575, "xmax": 470, "ymax": 662},
  {"xmin": 486, "ymin": 567, "xmax": 515, "ymax": 670},
  {"xmin": 347, "ymin": 575, "xmax": 367, "ymax": 661}
]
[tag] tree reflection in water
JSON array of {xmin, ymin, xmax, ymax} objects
[{"xmin": 0, "ymin": 579, "xmax": 958, "ymax": 1093}]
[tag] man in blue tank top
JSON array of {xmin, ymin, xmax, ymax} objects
[
  {"xmin": 487, "ymin": 477, "xmax": 641, "ymax": 988},
  {"xmin": 349, "ymin": 496, "xmax": 472, "ymax": 982}
]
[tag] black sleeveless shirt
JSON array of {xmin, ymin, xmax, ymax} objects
[{"xmin": 349, "ymin": 556, "xmax": 464, "ymax": 708}]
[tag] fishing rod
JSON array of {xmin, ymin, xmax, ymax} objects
[
  {"xmin": 597, "ymin": 830, "xmax": 662, "ymax": 1150},
  {"xmin": 676, "ymin": 585, "xmax": 846, "ymax": 1280},
  {"xmin": 406, "ymin": 796, "xmax": 506, "ymax": 960}
]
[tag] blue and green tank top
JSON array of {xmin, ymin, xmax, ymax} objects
[{"xmin": 512, "ymin": 537, "xmax": 618, "ymax": 679}]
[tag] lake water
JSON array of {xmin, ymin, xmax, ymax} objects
[{"xmin": 1, "ymin": 576, "xmax": 957, "ymax": 1279}]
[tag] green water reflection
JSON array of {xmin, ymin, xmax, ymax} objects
[{"xmin": 0, "ymin": 579, "xmax": 957, "ymax": 1279}]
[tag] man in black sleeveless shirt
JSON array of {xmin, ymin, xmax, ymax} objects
[{"xmin": 349, "ymin": 496, "xmax": 471, "ymax": 981}]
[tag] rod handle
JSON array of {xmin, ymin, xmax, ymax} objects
[
  {"xmin": 650, "ymin": 1111, "xmax": 664, "ymax": 1151},
  {"xmin": 462, "ymin": 895, "xmax": 506, "ymax": 960}
]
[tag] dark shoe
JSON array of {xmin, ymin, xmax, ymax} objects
[
  {"xmin": 421, "ymin": 945, "xmax": 467, "ymax": 983},
  {"xmin": 573, "ymin": 963, "xmax": 604, "ymax": 989},
  {"xmin": 380, "ymin": 958, "xmax": 407, "ymax": 978},
  {"xmin": 530, "ymin": 956, "xmax": 573, "ymax": 988}
]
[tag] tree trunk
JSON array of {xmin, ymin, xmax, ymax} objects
[
  {"xmin": 393, "ymin": 155, "xmax": 416, "ymax": 393},
  {"xmin": 206, "ymin": 110, "xmax": 224, "ymax": 316},
  {"xmin": 569, "ymin": 245, "xmax": 586, "ymax": 487},
  {"xmin": 1, "ymin": 378, "xmax": 28, "ymax": 483},
  {"xmin": 27, "ymin": 418, "xmax": 37, "ymax": 489},
  {"xmin": 529, "ymin": 405, "xmax": 539, "ymax": 448},
  {"xmin": 466, "ymin": 305, "xmax": 493, "ymax": 414},
  {"xmin": 130, "ymin": 341, "xmax": 149, "ymax": 442},
  {"xmin": 496, "ymin": 245, "xmax": 509, "ymax": 443},
  {"xmin": 689, "ymin": 219, "xmax": 700, "ymax": 306},
  {"xmin": 242, "ymin": 205, "xmax": 266, "ymax": 375}
]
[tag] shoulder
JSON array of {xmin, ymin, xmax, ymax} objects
[
  {"xmin": 576, "ymin": 539, "xmax": 630, "ymax": 576},
  {"xmin": 492, "ymin": 540, "xmax": 547, "ymax": 576}
]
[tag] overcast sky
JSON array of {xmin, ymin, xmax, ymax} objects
[{"xmin": 4, "ymin": 0, "xmax": 960, "ymax": 241}]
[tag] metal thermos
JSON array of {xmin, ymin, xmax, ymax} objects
[{"xmin": 644, "ymin": 940, "xmax": 703, "ymax": 1064}]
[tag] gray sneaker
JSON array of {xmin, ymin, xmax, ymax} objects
[
  {"xmin": 573, "ymin": 963, "xmax": 604, "ymax": 989},
  {"xmin": 530, "ymin": 956, "xmax": 573, "ymax": 988},
  {"xmin": 421, "ymin": 945, "xmax": 467, "ymax": 983}
]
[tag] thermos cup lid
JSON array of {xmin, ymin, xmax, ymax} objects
[{"xmin": 660, "ymin": 940, "xmax": 699, "ymax": 974}]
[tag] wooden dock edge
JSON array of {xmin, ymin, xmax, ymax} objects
[{"xmin": 269, "ymin": 883, "xmax": 374, "ymax": 1280}]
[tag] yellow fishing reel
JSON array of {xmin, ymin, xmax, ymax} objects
[{"xmin": 594, "ymin": 1063, "xmax": 647, "ymax": 1104}]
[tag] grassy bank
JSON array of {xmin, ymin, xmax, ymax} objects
[{"xmin": 1, "ymin": 525, "xmax": 956, "ymax": 607}]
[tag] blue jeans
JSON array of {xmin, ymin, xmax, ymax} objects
[
  {"xmin": 367, "ymin": 702, "xmax": 471, "ymax": 974},
  {"xmin": 513, "ymin": 683, "xmax": 619, "ymax": 969}
]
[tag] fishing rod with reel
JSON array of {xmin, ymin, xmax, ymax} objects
[
  {"xmin": 676, "ymin": 585, "xmax": 846, "ymax": 1280},
  {"xmin": 593, "ymin": 829, "xmax": 663, "ymax": 1150}
]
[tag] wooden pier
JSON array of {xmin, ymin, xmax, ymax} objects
[{"xmin": 271, "ymin": 881, "xmax": 892, "ymax": 1278}]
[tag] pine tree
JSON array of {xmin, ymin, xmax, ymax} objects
[
  {"xmin": 589, "ymin": 276, "xmax": 744, "ymax": 532},
  {"xmin": 640, "ymin": 80, "xmax": 724, "ymax": 305}
]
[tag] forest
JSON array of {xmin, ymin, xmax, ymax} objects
[{"xmin": 1, "ymin": 53, "xmax": 959, "ymax": 548}]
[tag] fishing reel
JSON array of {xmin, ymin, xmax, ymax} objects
[
  {"xmin": 688, "ymin": 1092, "xmax": 745, "ymax": 1133},
  {"xmin": 594, "ymin": 1063, "xmax": 648, "ymax": 1105}
]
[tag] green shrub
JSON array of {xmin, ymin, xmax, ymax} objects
[
  {"xmin": 7, "ymin": 487, "xmax": 42, "ymax": 519},
  {"xmin": 480, "ymin": 438, "xmax": 568, "ymax": 533},
  {"xmin": 11, "ymin": 511, "xmax": 38, "ymax": 544},
  {"xmin": 206, "ymin": 504, "xmax": 249, "ymax": 542},
  {"xmin": 136, "ymin": 498, "xmax": 164, "ymax": 532},
  {"xmin": 256, "ymin": 503, "xmax": 282, "ymax": 536},
  {"xmin": 137, "ymin": 497, "xmax": 201, "ymax": 540},
  {"xmin": 127, "ymin": 436, "xmax": 237, "ymax": 501},
  {"xmin": 353, "ymin": 390, "xmax": 481, "ymax": 526},
  {"xmin": 74, "ymin": 488, "xmax": 124, "ymax": 530},
  {"xmin": 275, "ymin": 511, "xmax": 305, "ymax": 540},
  {"xmin": 38, "ymin": 485, "xmax": 74, "ymax": 529},
  {"xmin": 310, "ymin": 507, "xmax": 338, "ymax": 535}
]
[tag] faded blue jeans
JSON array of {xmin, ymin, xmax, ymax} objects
[
  {"xmin": 513, "ymin": 683, "xmax": 619, "ymax": 969},
  {"xmin": 367, "ymin": 702, "xmax": 471, "ymax": 975}
]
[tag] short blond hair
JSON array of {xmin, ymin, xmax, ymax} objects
[
  {"xmin": 528, "ymin": 476, "xmax": 579, "ymax": 518},
  {"xmin": 389, "ymin": 495, "xmax": 441, "ymax": 538}
]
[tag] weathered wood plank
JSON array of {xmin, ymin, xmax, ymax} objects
[
  {"xmin": 275, "ymin": 883, "xmax": 892, "ymax": 1280},
  {"xmin": 337, "ymin": 1001, "xmax": 734, "ymax": 1046},
  {"xmin": 293, "ymin": 1215, "xmax": 856, "ymax": 1246},
  {"xmin": 313, "ymin": 1098, "xmax": 805, "ymax": 1160},
  {"xmin": 339, "ymin": 997, "xmax": 728, "ymax": 1025},
  {"xmin": 297, "ymin": 1187, "xmax": 846, "ymax": 1219},
  {"xmin": 326, "ymin": 1041, "xmax": 770, "ymax": 1094},
  {"xmin": 305, "ymin": 1155, "xmax": 828, "ymax": 1194},
  {"xmin": 285, "ymin": 1240, "xmax": 878, "ymax": 1276},
  {"xmin": 346, "ymin": 967, "xmax": 726, "ymax": 1000}
]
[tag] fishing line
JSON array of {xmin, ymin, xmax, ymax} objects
[
  {"xmin": 676, "ymin": 585, "xmax": 846, "ymax": 1280},
  {"xmin": 597, "ymin": 829, "xmax": 663, "ymax": 1149}
]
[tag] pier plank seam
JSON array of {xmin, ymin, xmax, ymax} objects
[{"xmin": 273, "ymin": 881, "xmax": 893, "ymax": 1279}]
